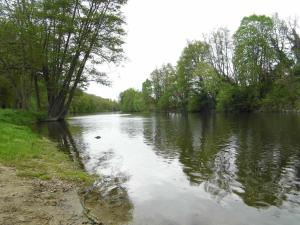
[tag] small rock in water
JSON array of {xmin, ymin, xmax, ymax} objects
[{"xmin": 95, "ymin": 136, "xmax": 101, "ymax": 139}]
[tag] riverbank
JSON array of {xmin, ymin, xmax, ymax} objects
[{"xmin": 0, "ymin": 109, "xmax": 98, "ymax": 224}]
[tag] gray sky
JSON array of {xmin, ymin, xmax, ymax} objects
[{"xmin": 87, "ymin": 0, "xmax": 300, "ymax": 100}]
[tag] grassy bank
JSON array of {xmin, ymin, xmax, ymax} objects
[{"xmin": 0, "ymin": 109, "xmax": 94, "ymax": 186}]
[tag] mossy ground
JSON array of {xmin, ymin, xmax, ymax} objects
[{"xmin": 0, "ymin": 109, "xmax": 94, "ymax": 186}]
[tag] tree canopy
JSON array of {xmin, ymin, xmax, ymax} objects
[
  {"xmin": 120, "ymin": 14, "xmax": 300, "ymax": 113},
  {"xmin": 0, "ymin": 0, "xmax": 127, "ymax": 119}
]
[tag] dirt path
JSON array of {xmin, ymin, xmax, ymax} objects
[{"xmin": 0, "ymin": 166, "xmax": 98, "ymax": 225}]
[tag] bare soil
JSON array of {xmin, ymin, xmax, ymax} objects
[{"xmin": 0, "ymin": 166, "xmax": 99, "ymax": 225}]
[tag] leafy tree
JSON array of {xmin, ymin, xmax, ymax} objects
[
  {"xmin": 0, "ymin": 0, "xmax": 127, "ymax": 120},
  {"xmin": 119, "ymin": 89, "xmax": 145, "ymax": 112},
  {"xmin": 233, "ymin": 15, "xmax": 277, "ymax": 93},
  {"xmin": 150, "ymin": 64, "xmax": 175, "ymax": 102},
  {"xmin": 0, "ymin": 19, "xmax": 32, "ymax": 109},
  {"xmin": 142, "ymin": 79, "xmax": 154, "ymax": 109},
  {"xmin": 176, "ymin": 41, "xmax": 210, "ymax": 108},
  {"xmin": 195, "ymin": 62, "xmax": 221, "ymax": 98}
]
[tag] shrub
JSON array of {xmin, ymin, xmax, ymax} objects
[
  {"xmin": 261, "ymin": 77, "xmax": 300, "ymax": 111},
  {"xmin": 216, "ymin": 85, "xmax": 260, "ymax": 112}
]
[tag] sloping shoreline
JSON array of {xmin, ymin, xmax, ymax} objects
[
  {"xmin": 0, "ymin": 110, "xmax": 103, "ymax": 224},
  {"xmin": 0, "ymin": 166, "xmax": 101, "ymax": 225}
]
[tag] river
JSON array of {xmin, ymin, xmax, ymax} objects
[{"xmin": 36, "ymin": 113, "xmax": 300, "ymax": 225}]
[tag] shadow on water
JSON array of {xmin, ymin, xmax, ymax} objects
[
  {"xmin": 143, "ymin": 113, "xmax": 300, "ymax": 208},
  {"xmin": 33, "ymin": 121, "xmax": 134, "ymax": 225},
  {"xmin": 34, "ymin": 121, "xmax": 85, "ymax": 169}
]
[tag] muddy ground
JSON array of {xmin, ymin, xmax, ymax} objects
[{"xmin": 0, "ymin": 166, "xmax": 100, "ymax": 225}]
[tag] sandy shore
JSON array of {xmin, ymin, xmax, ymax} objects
[{"xmin": 0, "ymin": 166, "xmax": 100, "ymax": 225}]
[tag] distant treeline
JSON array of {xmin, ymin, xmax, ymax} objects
[
  {"xmin": 120, "ymin": 14, "xmax": 300, "ymax": 113},
  {"xmin": 0, "ymin": 84, "xmax": 119, "ymax": 114},
  {"xmin": 70, "ymin": 91, "xmax": 119, "ymax": 114}
]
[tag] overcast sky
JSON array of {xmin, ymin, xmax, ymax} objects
[{"xmin": 87, "ymin": 0, "xmax": 300, "ymax": 100}]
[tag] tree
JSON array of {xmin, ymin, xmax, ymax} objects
[
  {"xmin": 176, "ymin": 41, "xmax": 210, "ymax": 109},
  {"xmin": 271, "ymin": 14, "xmax": 294, "ymax": 78},
  {"xmin": 284, "ymin": 18, "xmax": 300, "ymax": 75},
  {"xmin": 205, "ymin": 27, "xmax": 234, "ymax": 82},
  {"xmin": 142, "ymin": 79, "xmax": 153, "ymax": 108},
  {"xmin": 233, "ymin": 15, "xmax": 277, "ymax": 93},
  {"xmin": 39, "ymin": 0, "xmax": 127, "ymax": 120},
  {"xmin": 148, "ymin": 64, "xmax": 177, "ymax": 110},
  {"xmin": 194, "ymin": 62, "xmax": 220, "ymax": 99},
  {"xmin": 0, "ymin": 19, "xmax": 32, "ymax": 109},
  {"xmin": 70, "ymin": 90, "xmax": 119, "ymax": 113},
  {"xmin": 150, "ymin": 68, "xmax": 163, "ymax": 102},
  {"xmin": 0, "ymin": 0, "xmax": 127, "ymax": 120},
  {"xmin": 119, "ymin": 89, "xmax": 145, "ymax": 112}
]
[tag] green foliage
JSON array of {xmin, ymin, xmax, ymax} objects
[
  {"xmin": 293, "ymin": 63, "xmax": 300, "ymax": 76},
  {"xmin": 194, "ymin": 61, "xmax": 221, "ymax": 98},
  {"xmin": 142, "ymin": 79, "xmax": 154, "ymax": 109},
  {"xmin": 119, "ymin": 89, "xmax": 146, "ymax": 112},
  {"xmin": 0, "ymin": 0, "xmax": 127, "ymax": 120},
  {"xmin": 176, "ymin": 41, "xmax": 210, "ymax": 107},
  {"xmin": 157, "ymin": 89, "xmax": 176, "ymax": 111},
  {"xmin": 70, "ymin": 91, "xmax": 119, "ymax": 114},
  {"xmin": 216, "ymin": 85, "xmax": 260, "ymax": 112},
  {"xmin": 233, "ymin": 15, "xmax": 277, "ymax": 87},
  {"xmin": 188, "ymin": 94, "xmax": 214, "ymax": 112},
  {"xmin": 150, "ymin": 64, "xmax": 176, "ymax": 103},
  {"xmin": 1, "ymin": 8, "xmax": 300, "ymax": 114},
  {"xmin": 0, "ymin": 76, "xmax": 14, "ymax": 108},
  {"xmin": 149, "ymin": 64, "xmax": 177, "ymax": 111},
  {"xmin": 261, "ymin": 77, "xmax": 300, "ymax": 111},
  {"xmin": 121, "ymin": 14, "xmax": 300, "ymax": 113}
]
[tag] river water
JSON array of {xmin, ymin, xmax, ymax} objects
[{"xmin": 37, "ymin": 113, "xmax": 300, "ymax": 225}]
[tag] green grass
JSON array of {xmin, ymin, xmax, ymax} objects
[
  {"xmin": 0, "ymin": 109, "xmax": 94, "ymax": 186},
  {"xmin": 0, "ymin": 109, "xmax": 42, "ymax": 125}
]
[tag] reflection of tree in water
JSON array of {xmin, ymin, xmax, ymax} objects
[
  {"xmin": 120, "ymin": 116, "xmax": 145, "ymax": 138},
  {"xmin": 233, "ymin": 114, "xmax": 300, "ymax": 207},
  {"xmin": 142, "ymin": 113, "xmax": 300, "ymax": 208},
  {"xmin": 81, "ymin": 147, "xmax": 133, "ymax": 225},
  {"xmin": 34, "ymin": 121, "xmax": 134, "ymax": 225},
  {"xmin": 34, "ymin": 121, "xmax": 85, "ymax": 168},
  {"xmin": 143, "ymin": 113, "xmax": 186, "ymax": 160},
  {"xmin": 82, "ymin": 172, "xmax": 133, "ymax": 225}
]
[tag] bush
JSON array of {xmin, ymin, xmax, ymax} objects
[
  {"xmin": 261, "ymin": 77, "xmax": 300, "ymax": 111},
  {"xmin": 187, "ymin": 93, "xmax": 214, "ymax": 112},
  {"xmin": 216, "ymin": 84, "xmax": 260, "ymax": 112},
  {"xmin": 157, "ymin": 90, "xmax": 177, "ymax": 111}
]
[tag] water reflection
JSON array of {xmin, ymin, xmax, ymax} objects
[
  {"xmin": 34, "ymin": 121, "xmax": 134, "ymax": 225},
  {"xmin": 120, "ymin": 116, "xmax": 145, "ymax": 138},
  {"xmin": 234, "ymin": 114, "xmax": 300, "ymax": 207},
  {"xmin": 82, "ymin": 172, "xmax": 133, "ymax": 225},
  {"xmin": 34, "ymin": 121, "xmax": 84, "ymax": 168},
  {"xmin": 34, "ymin": 113, "xmax": 300, "ymax": 225},
  {"xmin": 143, "ymin": 113, "xmax": 300, "ymax": 208}
]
